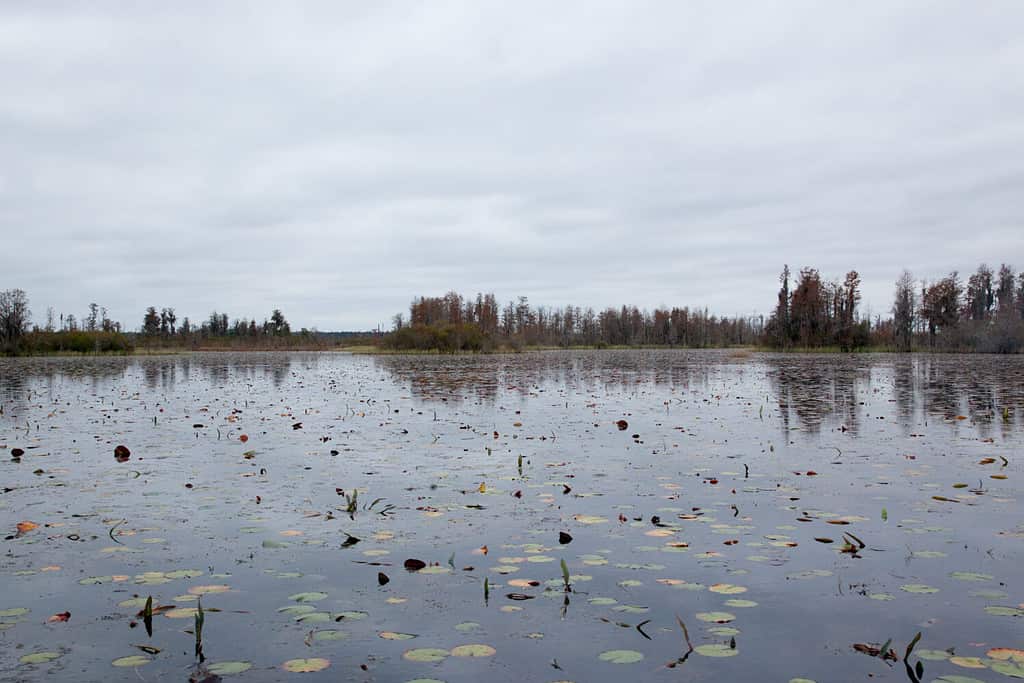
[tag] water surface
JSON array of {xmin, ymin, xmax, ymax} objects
[{"xmin": 1, "ymin": 351, "xmax": 1022, "ymax": 682}]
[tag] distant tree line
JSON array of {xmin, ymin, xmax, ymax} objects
[
  {"xmin": 136, "ymin": 306, "xmax": 327, "ymax": 350},
  {"xmin": 387, "ymin": 291, "xmax": 763, "ymax": 351},
  {"xmin": 0, "ymin": 290, "xmax": 132, "ymax": 354},
  {"xmin": 766, "ymin": 262, "xmax": 1024, "ymax": 352},
  {"xmin": 889, "ymin": 263, "xmax": 1024, "ymax": 353},
  {"xmin": 0, "ymin": 290, "xmax": 320, "ymax": 355}
]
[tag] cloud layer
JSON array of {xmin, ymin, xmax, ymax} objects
[{"xmin": 2, "ymin": 2, "xmax": 1023, "ymax": 330}]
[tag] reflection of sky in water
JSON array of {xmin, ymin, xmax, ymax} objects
[{"xmin": 0, "ymin": 351, "xmax": 1022, "ymax": 682}]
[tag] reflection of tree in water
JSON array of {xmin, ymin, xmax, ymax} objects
[
  {"xmin": 892, "ymin": 357, "xmax": 916, "ymax": 423},
  {"xmin": 767, "ymin": 356, "xmax": 868, "ymax": 435},
  {"xmin": 187, "ymin": 354, "xmax": 296, "ymax": 389},
  {"xmin": 1, "ymin": 358, "xmax": 129, "ymax": 421},
  {"xmin": 374, "ymin": 350, "xmax": 738, "ymax": 405},
  {"xmin": 0, "ymin": 360, "xmax": 29, "ymax": 421},
  {"xmin": 912, "ymin": 355, "xmax": 1024, "ymax": 437}
]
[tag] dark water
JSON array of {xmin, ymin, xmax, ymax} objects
[{"xmin": 1, "ymin": 351, "xmax": 1022, "ymax": 682}]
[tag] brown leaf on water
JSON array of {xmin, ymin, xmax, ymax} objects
[
  {"xmin": 403, "ymin": 559, "xmax": 426, "ymax": 571},
  {"xmin": 15, "ymin": 521, "xmax": 38, "ymax": 537},
  {"xmin": 47, "ymin": 611, "xmax": 71, "ymax": 623}
]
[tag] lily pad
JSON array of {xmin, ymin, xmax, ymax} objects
[
  {"xmin": 207, "ymin": 661, "xmax": 253, "ymax": 675},
  {"xmin": 282, "ymin": 658, "xmax": 330, "ymax": 672},
  {"xmin": 695, "ymin": 644, "xmax": 739, "ymax": 657},
  {"xmin": 598, "ymin": 649, "xmax": 644, "ymax": 664},
  {"xmin": 289, "ymin": 592, "xmax": 327, "ymax": 603},
  {"xmin": 990, "ymin": 661, "xmax": 1024, "ymax": 678},
  {"xmin": 696, "ymin": 611, "xmax": 736, "ymax": 623},
  {"xmin": 112, "ymin": 655, "xmax": 151, "ymax": 667},
  {"xmin": 450, "ymin": 644, "xmax": 496, "ymax": 657},
  {"xmin": 403, "ymin": 648, "xmax": 450, "ymax": 663},
  {"xmin": 19, "ymin": 651, "xmax": 62, "ymax": 665},
  {"xmin": 985, "ymin": 606, "xmax": 1024, "ymax": 617},
  {"xmin": 313, "ymin": 630, "xmax": 349, "ymax": 641}
]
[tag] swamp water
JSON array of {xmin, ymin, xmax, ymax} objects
[{"xmin": 0, "ymin": 350, "xmax": 1022, "ymax": 682}]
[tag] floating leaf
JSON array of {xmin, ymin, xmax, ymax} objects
[
  {"xmin": 19, "ymin": 651, "xmax": 61, "ymax": 664},
  {"xmin": 450, "ymin": 644, "xmax": 496, "ymax": 657},
  {"xmin": 112, "ymin": 655, "xmax": 151, "ymax": 667},
  {"xmin": 379, "ymin": 631, "xmax": 417, "ymax": 640},
  {"xmin": 949, "ymin": 656, "xmax": 987, "ymax": 669},
  {"xmin": 188, "ymin": 584, "xmax": 230, "ymax": 595},
  {"xmin": 282, "ymin": 658, "xmax": 330, "ymax": 672},
  {"xmin": 402, "ymin": 648, "xmax": 450, "ymax": 663},
  {"xmin": 313, "ymin": 630, "xmax": 348, "ymax": 641},
  {"xmin": 207, "ymin": 661, "xmax": 253, "ymax": 675},
  {"xmin": 573, "ymin": 515, "xmax": 608, "ymax": 524},
  {"xmin": 988, "ymin": 649, "xmax": 1024, "ymax": 662},
  {"xmin": 985, "ymin": 606, "xmax": 1024, "ymax": 617},
  {"xmin": 598, "ymin": 649, "xmax": 644, "ymax": 664},
  {"xmin": 695, "ymin": 644, "xmax": 738, "ymax": 657},
  {"xmin": 288, "ymin": 592, "xmax": 327, "ymax": 603},
  {"xmin": 696, "ymin": 612, "xmax": 735, "ymax": 623}
]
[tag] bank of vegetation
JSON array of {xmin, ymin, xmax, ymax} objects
[
  {"xmin": 384, "ymin": 261, "xmax": 1024, "ymax": 354},
  {"xmin": 0, "ymin": 292, "xmax": 357, "ymax": 355},
  {"xmin": 4, "ymin": 261, "xmax": 1022, "ymax": 356}
]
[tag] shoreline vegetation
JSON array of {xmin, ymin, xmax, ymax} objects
[{"xmin": 3, "ymin": 261, "xmax": 1023, "ymax": 357}]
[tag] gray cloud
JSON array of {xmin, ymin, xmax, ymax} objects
[{"xmin": 2, "ymin": 1, "xmax": 1022, "ymax": 330}]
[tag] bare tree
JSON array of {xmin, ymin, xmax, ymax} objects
[
  {"xmin": 892, "ymin": 270, "xmax": 916, "ymax": 352},
  {"xmin": 0, "ymin": 289, "xmax": 32, "ymax": 350},
  {"xmin": 86, "ymin": 303, "xmax": 100, "ymax": 331}
]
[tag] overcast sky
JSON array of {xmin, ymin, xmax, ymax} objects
[{"xmin": 2, "ymin": 2, "xmax": 1023, "ymax": 331}]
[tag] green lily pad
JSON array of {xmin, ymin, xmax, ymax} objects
[
  {"xmin": 207, "ymin": 661, "xmax": 253, "ymax": 675},
  {"xmin": 598, "ymin": 649, "xmax": 644, "ymax": 664},
  {"xmin": 695, "ymin": 644, "xmax": 738, "ymax": 657},
  {"xmin": 278, "ymin": 605, "xmax": 316, "ymax": 615},
  {"xmin": 0, "ymin": 607, "xmax": 29, "ymax": 618},
  {"xmin": 282, "ymin": 658, "xmax": 330, "ymax": 672},
  {"xmin": 379, "ymin": 631, "xmax": 417, "ymax": 640},
  {"xmin": 313, "ymin": 630, "xmax": 349, "ymax": 641},
  {"xmin": 450, "ymin": 644, "xmax": 496, "ymax": 657},
  {"xmin": 289, "ymin": 592, "xmax": 327, "ymax": 603},
  {"xmin": 900, "ymin": 584, "xmax": 939, "ymax": 594},
  {"xmin": 295, "ymin": 612, "xmax": 332, "ymax": 623},
  {"xmin": 725, "ymin": 599, "xmax": 758, "ymax": 608},
  {"xmin": 949, "ymin": 572, "xmax": 993, "ymax": 582},
  {"xmin": 990, "ymin": 661, "xmax": 1024, "ymax": 678},
  {"xmin": 916, "ymin": 649, "xmax": 952, "ymax": 661},
  {"xmin": 112, "ymin": 655, "xmax": 152, "ymax": 667},
  {"xmin": 19, "ymin": 651, "xmax": 62, "ymax": 665},
  {"xmin": 334, "ymin": 611, "xmax": 368, "ymax": 620},
  {"xmin": 403, "ymin": 648, "xmax": 450, "ymax": 663},
  {"xmin": 696, "ymin": 611, "xmax": 735, "ymax": 623},
  {"xmin": 986, "ymin": 606, "xmax": 1024, "ymax": 617},
  {"xmin": 709, "ymin": 626, "xmax": 741, "ymax": 636}
]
